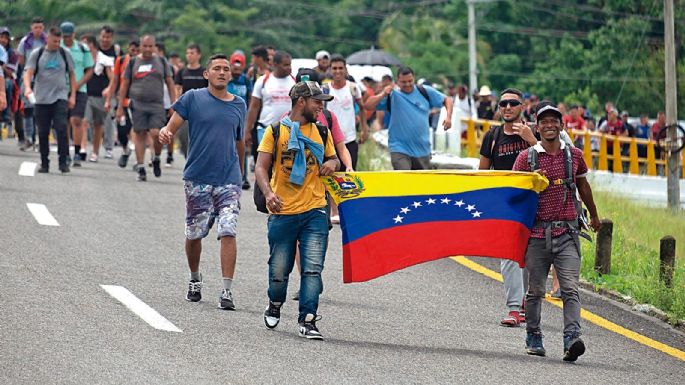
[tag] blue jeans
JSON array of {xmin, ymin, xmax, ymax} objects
[{"xmin": 267, "ymin": 208, "xmax": 329, "ymax": 323}]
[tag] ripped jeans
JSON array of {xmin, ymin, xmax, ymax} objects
[{"xmin": 267, "ymin": 207, "xmax": 329, "ymax": 323}]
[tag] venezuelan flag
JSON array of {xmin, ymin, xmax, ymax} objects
[{"xmin": 323, "ymin": 171, "xmax": 549, "ymax": 283}]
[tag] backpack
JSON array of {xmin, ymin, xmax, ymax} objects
[
  {"xmin": 527, "ymin": 146, "xmax": 591, "ymax": 240},
  {"xmin": 253, "ymin": 120, "xmax": 330, "ymax": 213},
  {"xmin": 33, "ymin": 46, "xmax": 70, "ymax": 77}
]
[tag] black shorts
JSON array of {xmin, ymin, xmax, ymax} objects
[{"xmin": 68, "ymin": 92, "xmax": 88, "ymax": 119}]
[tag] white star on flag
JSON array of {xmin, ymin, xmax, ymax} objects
[
  {"xmin": 454, "ymin": 200, "xmax": 465, "ymax": 207},
  {"xmin": 466, "ymin": 205, "xmax": 476, "ymax": 211},
  {"xmin": 426, "ymin": 198, "xmax": 436, "ymax": 205},
  {"xmin": 441, "ymin": 198, "xmax": 451, "ymax": 204},
  {"xmin": 412, "ymin": 201, "xmax": 422, "ymax": 208},
  {"xmin": 400, "ymin": 207, "xmax": 410, "ymax": 214},
  {"xmin": 472, "ymin": 211, "xmax": 482, "ymax": 218},
  {"xmin": 393, "ymin": 215, "xmax": 404, "ymax": 223}
]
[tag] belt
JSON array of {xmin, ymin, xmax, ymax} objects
[{"xmin": 533, "ymin": 220, "xmax": 579, "ymax": 250}]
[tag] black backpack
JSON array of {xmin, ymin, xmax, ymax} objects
[
  {"xmin": 253, "ymin": 120, "xmax": 330, "ymax": 213},
  {"xmin": 33, "ymin": 46, "xmax": 70, "ymax": 77}
]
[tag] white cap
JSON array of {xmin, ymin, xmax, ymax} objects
[
  {"xmin": 478, "ymin": 85, "xmax": 492, "ymax": 96},
  {"xmin": 315, "ymin": 50, "xmax": 330, "ymax": 60}
]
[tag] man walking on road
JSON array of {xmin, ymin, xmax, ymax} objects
[
  {"xmin": 365, "ymin": 66, "xmax": 453, "ymax": 170},
  {"xmin": 479, "ymin": 88, "xmax": 537, "ymax": 327},
  {"xmin": 23, "ymin": 27, "xmax": 77, "ymax": 173},
  {"xmin": 256, "ymin": 81, "xmax": 339, "ymax": 340},
  {"xmin": 159, "ymin": 53, "xmax": 246, "ymax": 310},
  {"xmin": 513, "ymin": 102, "xmax": 601, "ymax": 362},
  {"xmin": 117, "ymin": 35, "xmax": 176, "ymax": 181},
  {"xmin": 173, "ymin": 43, "xmax": 207, "ymax": 159}
]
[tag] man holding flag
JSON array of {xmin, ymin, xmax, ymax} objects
[{"xmin": 513, "ymin": 101, "xmax": 600, "ymax": 362}]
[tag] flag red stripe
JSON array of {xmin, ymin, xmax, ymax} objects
[{"xmin": 342, "ymin": 219, "xmax": 530, "ymax": 283}]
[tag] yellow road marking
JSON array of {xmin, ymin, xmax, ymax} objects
[{"xmin": 450, "ymin": 256, "xmax": 685, "ymax": 362}]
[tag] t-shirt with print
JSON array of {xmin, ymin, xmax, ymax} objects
[
  {"xmin": 87, "ymin": 45, "xmax": 117, "ymax": 97},
  {"xmin": 174, "ymin": 66, "xmax": 207, "ymax": 94},
  {"xmin": 25, "ymin": 47, "xmax": 74, "ymax": 105},
  {"xmin": 257, "ymin": 121, "xmax": 336, "ymax": 215},
  {"xmin": 480, "ymin": 126, "xmax": 530, "ymax": 170},
  {"xmin": 61, "ymin": 41, "xmax": 93, "ymax": 93},
  {"xmin": 325, "ymin": 80, "xmax": 361, "ymax": 143},
  {"xmin": 512, "ymin": 141, "xmax": 588, "ymax": 238},
  {"xmin": 376, "ymin": 85, "xmax": 445, "ymax": 157},
  {"xmin": 252, "ymin": 73, "xmax": 295, "ymax": 127},
  {"xmin": 124, "ymin": 55, "xmax": 172, "ymax": 109},
  {"xmin": 173, "ymin": 88, "xmax": 246, "ymax": 186}
]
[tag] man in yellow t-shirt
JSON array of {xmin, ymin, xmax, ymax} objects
[{"xmin": 255, "ymin": 81, "xmax": 339, "ymax": 340}]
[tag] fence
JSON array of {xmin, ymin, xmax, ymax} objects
[{"xmin": 461, "ymin": 118, "xmax": 685, "ymax": 179}]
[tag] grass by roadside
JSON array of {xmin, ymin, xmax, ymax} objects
[
  {"xmin": 356, "ymin": 138, "xmax": 685, "ymax": 320},
  {"xmin": 580, "ymin": 190, "xmax": 685, "ymax": 321}
]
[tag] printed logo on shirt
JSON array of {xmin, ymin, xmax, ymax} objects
[{"xmin": 44, "ymin": 57, "xmax": 61, "ymax": 70}]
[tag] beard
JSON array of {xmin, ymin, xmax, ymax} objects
[
  {"xmin": 303, "ymin": 109, "xmax": 318, "ymax": 123},
  {"xmin": 502, "ymin": 114, "xmax": 519, "ymax": 123}
]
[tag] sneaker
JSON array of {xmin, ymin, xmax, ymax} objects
[
  {"xmin": 526, "ymin": 331, "xmax": 546, "ymax": 356},
  {"xmin": 20, "ymin": 141, "xmax": 33, "ymax": 152},
  {"xmin": 104, "ymin": 149, "xmax": 113, "ymax": 159},
  {"xmin": 563, "ymin": 334, "xmax": 585, "ymax": 362},
  {"xmin": 292, "ymin": 290, "xmax": 299, "ymax": 300},
  {"xmin": 152, "ymin": 158, "xmax": 162, "ymax": 177},
  {"xmin": 89, "ymin": 153, "xmax": 98, "ymax": 163},
  {"xmin": 185, "ymin": 278, "xmax": 203, "ymax": 302},
  {"xmin": 137, "ymin": 166, "xmax": 147, "ymax": 181},
  {"xmin": 165, "ymin": 154, "xmax": 173, "ymax": 168},
  {"xmin": 264, "ymin": 301, "xmax": 282, "ymax": 329},
  {"xmin": 517, "ymin": 311, "xmax": 526, "ymax": 324},
  {"xmin": 500, "ymin": 310, "xmax": 520, "ymax": 327},
  {"xmin": 59, "ymin": 165, "xmax": 70, "ymax": 174},
  {"xmin": 72, "ymin": 155, "xmax": 81, "ymax": 167},
  {"xmin": 241, "ymin": 180, "xmax": 251, "ymax": 190},
  {"xmin": 118, "ymin": 153, "xmax": 130, "ymax": 168},
  {"xmin": 79, "ymin": 151, "xmax": 87, "ymax": 161},
  {"xmin": 38, "ymin": 166, "xmax": 49, "ymax": 173},
  {"xmin": 218, "ymin": 289, "xmax": 235, "ymax": 310},
  {"xmin": 298, "ymin": 314, "xmax": 323, "ymax": 340}
]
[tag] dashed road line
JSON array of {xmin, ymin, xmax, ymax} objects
[
  {"xmin": 18, "ymin": 161, "xmax": 37, "ymax": 177},
  {"xmin": 100, "ymin": 285, "xmax": 182, "ymax": 333},
  {"xmin": 26, "ymin": 203, "xmax": 60, "ymax": 226},
  {"xmin": 450, "ymin": 256, "xmax": 685, "ymax": 362}
]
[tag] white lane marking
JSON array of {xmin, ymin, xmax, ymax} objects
[
  {"xmin": 26, "ymin": 203, "xmax": 60, "ymax": 226},
  {"xmin": 100, "ymin": 285, "xmax": 183, "ymax": 333},
  {"xmin": 18, "ymin": 161, "xmax": 37, "ymax": 177}
]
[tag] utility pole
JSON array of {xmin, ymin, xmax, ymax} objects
[
  {"xmin": 467, "ymin": 0, "xmax": 477, "ymax": 94},
  {"xmin": 664, "ymin": 0, "xmax": 680, "ymax": 211}
]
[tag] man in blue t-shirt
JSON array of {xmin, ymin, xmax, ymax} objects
[
  {"xmin": 365, "ymin": 66, "xmax": 453, "ymax": 169},
  {"xmin": 159, "ymin": 54, "xmax": 247, "ymax": 311}
]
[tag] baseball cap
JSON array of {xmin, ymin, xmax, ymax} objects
[
  {"xmin": 60, "ymin": 21, "xmax": 75, "ymax": 36},
  {"xmin": 535, "ymin": 104, "xmax": 563, "ymax": 122},
  {"xmin": 229, "ymin": 52, "xmax": 246, "ymax": 67},
  {"xmin": 0, "ymin": 27, "xmax": 10, "ymax": 36},
  {"xmin": 315, "ymin": 50, "xmax": 330, "ymax": 60},
  {"xmin": 289, "ymin": 81, "xmax": 334, "ymax": 101},
  {"xmin": 621, "ymin": 110, "xmax": 629, "ymax": 117}
]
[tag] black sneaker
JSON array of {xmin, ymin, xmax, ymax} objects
[
  {"xmin": 59, "ymin": 165, "xmax": 70, "ymax": 174},
  {"xmin": 118, "ymin": 153, "xmax": 130, "ymax": 168},
  {"xmin": 218, "ymin": 289, "xmax": 235, "ymax": 310},
  {"xmin": 38, "ymin": 166, "xmax": 49, "ymax": 173},
  {"xmin": 185, "ymin": 278, "xmax": 203, "ymax": 302},
  {"xmin": 241, "ymin": 180, "xmax": 251, "ymax": 190},
  {"xmin": 152, "ymin": 158, "xmax": 162, "ymax": 177},
  {"xmin": 298, "ymin": 314, "xmax": 323, "ymax": 340},
  {"xmin": 165, "ymin": 154, "xmax": 173, "ymax": 168},
  {"xmin": 264, "ymin": 301, "xmax": 282, "ymax": 329},
  {"xmin": 137, "ymin": 166, "xmax": 147, "ymax": 181},
  {"xmin": 526, "ymin": 331, "xmax": 546, "ymax": 356},
  {"xmin": 292, "ymin": 290, "xmax": 299, "ymax": 300},
  {"xmin": 563, "ymin": 334, "xmax": 585, "ymax": 362}
]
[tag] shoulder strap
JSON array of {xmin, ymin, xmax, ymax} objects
[
  {"xmin": 416, "ymin": 84, "xmax": 430, "ymax": 103},
  {"xmin": 322, "ymin": 109, "xmax": 333, "ymax": 130},
  {"xmin": 159, "ymin": 56, "xmax": 169, "ymax": 79},
  {"xmin": 490, "ymin": 125, "xmax": 502, "ymax": 157},
  {"xmin": 386, "ymin": 93, "xmax": 391, "ymax": 114},
  {"xmin": 564, "ymin": 145, "xmax": 573, "ymax": 182},
  {"xmin": 316, "ymin": 122, "xmax": 329, "ymax": 148},
  {"xmin": 79, "ymin": 42, "xmax": 87, "ymax": 53},
  {"xmin": 527, "ymin": 147, "xmax": 538, "ymax": 172},
  {"xmin": 269, "ymin": 120, "xmax": 281, "ymax": 160},
  {"xmin": 33, "ymin": 47, "xmax": 45, "ymax": 77},
  {"xmin": 262, "ymin": 72, "xmax": 271, "ymax": 87},
  {"xmin": 59, "ymin": 47, "xmax": 70, "ymax": 74}
]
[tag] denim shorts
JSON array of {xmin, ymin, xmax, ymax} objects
[{"xmin": 184, "ymin": 181, "xmax": 241, "ymax": 240}]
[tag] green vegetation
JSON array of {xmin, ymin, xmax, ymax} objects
[
  {"xmin": 2, "ymin": 0, "xmax": 684, "ymax": 117},
  {"xmin": 580, "ymin": 190, "xmax": 685, "ymax": 321},
  {"xmin": 356, "ymin": 137, "xmax": 391, "ymax": 171}
]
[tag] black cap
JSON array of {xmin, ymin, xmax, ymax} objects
[
  {"xmin": 289, "ymin": 81, "xmax": 334, "ymax": 101},
  {"xmin": 535, "ymin": 104, "xmax": 563, "ymax": 122}
]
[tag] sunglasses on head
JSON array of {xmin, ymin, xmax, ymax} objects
[{"xmin": 498, "ymin": 99, "xmax": 522, "ymax": 108}]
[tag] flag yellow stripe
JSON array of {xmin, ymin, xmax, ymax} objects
[
  {"xmin": 323, "ymin": 171, "xmax": 549, "ymax": 204},
  {"xmin": 450, "ymin": 256, "xmax": 685, "ymax": 362}
]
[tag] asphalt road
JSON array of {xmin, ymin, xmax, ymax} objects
[{"xmin": 1, "ymin": 140, "xmax": 683, "ymax": 385}]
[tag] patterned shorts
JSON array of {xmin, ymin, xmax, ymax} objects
[{"xmin": 184, "ymin": 181, "xmax": 241, "ymax": 240}]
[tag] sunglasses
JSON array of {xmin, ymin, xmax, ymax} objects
[{"xmin": 498, "ymin": 99, "xmax": 522, "ymax": 108}]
